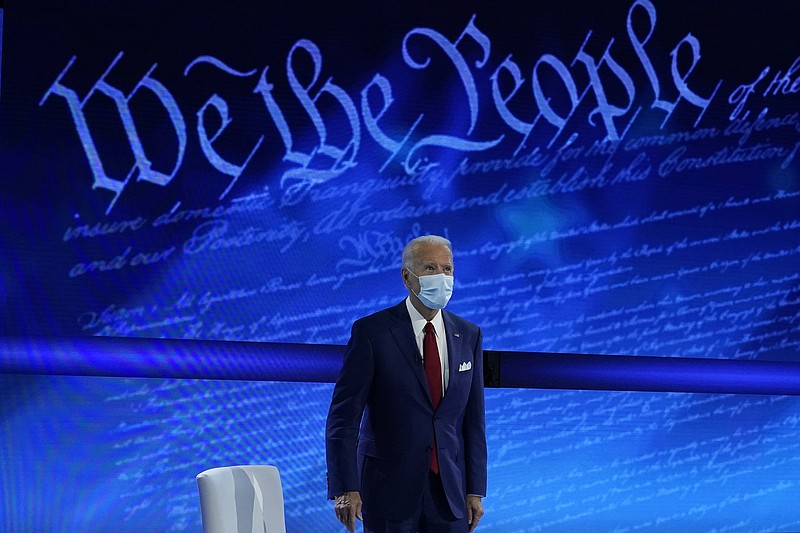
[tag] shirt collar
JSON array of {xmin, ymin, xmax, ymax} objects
[{"xmin": 405, "ymin": 296, "xmax": 444, "ymax": 338}]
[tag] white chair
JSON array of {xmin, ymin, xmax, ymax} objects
[{"xmin": 196, "ymin": 465, "xmax": 286, "ymax": 533}]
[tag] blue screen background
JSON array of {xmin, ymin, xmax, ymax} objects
[
  {"xmin": 1, "ymin": 1, "xmax": 799, "ymax": 530},
  {"xmin": 3, "ymin": 374, "xmax": 800, "ymax": 532}
]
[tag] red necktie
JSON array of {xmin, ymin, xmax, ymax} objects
[{"xmin": 424, "ymin": 322, "xmax": 442, "ymax": 473}]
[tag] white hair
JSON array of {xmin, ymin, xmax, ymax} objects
[{"xmin": 402, "ymin": 235, "xmax": 452, "ymax": 269}]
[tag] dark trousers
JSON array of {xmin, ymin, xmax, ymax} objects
[{"xmin": 362, "ymin": 471, "xmax": 468, "ymax": 533}]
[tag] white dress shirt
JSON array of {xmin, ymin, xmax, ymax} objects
[{"xmin": 405, "ymin": 296, "xmax": 449, "ymax": 392}]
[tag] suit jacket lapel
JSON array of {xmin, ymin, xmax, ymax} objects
[
  {"xmin": 388, "ymin": 301, "xmax": 431, "ymax": 399},
  {"xmin": 442, "ymin": 310, "xmax": 462, "ymax": 402}
]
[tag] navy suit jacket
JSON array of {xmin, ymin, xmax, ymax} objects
[{"xmin": 326, "ymin": 301, "xmax": 487, "ymax": 521}]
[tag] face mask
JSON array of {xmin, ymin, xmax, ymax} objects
[{"xmin": 408, "ymin": 271, "xmax": 454, "ymax": 310}]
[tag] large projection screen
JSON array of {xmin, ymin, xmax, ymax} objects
[{"xmin": 2, "ymin": 1, "xmax": 799, "ymax": 531}]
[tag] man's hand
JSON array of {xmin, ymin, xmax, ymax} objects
[
  {"xmin": 466, "ymin": 495, "xmax": 484, "ymax": 532},
  {"xmin": 334, "ymin": 490, "xmax": 363, "ymax": 532}
]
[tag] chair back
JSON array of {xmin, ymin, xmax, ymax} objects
[{"xmin": 196, "ymin": 465, "xmax": 286, "ymax": 533}]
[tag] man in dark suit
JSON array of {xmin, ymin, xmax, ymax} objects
[{"xmin": 326, "ymin": 235, "xmax": 487, "ymax": 532}]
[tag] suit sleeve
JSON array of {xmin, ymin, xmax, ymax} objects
[
  {"xmin": 463, "ymin": 326, "xmax": 487, "ymax": 497},
  {"xmin": 325, "ymin": 320, "xmax": 374, "ymax": 499}
]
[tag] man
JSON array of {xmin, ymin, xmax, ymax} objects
[{"xmin": 326, "ymin": 235, "xmax": 487, "ymax": 532}]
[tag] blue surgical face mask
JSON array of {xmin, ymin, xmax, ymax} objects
[{"xmin": 408, "ymin": 270, "xmax": 454, "ymax": 310}]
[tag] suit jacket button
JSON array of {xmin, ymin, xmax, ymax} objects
[{"xmin": 426, "ymin": 446, "xmax": 432, "ymax": 452}]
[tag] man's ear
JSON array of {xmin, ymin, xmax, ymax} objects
[{"xmin": 401, "ymin": 267, "xmax": 415, "ymax": 288}]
